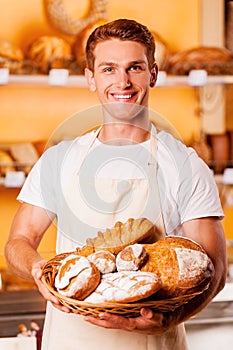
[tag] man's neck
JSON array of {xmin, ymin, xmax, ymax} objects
[{"xmin": 98, "ymin": 121, "xmax": 152, "ymax": 145}]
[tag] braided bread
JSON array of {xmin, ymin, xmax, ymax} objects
[{"xmin": 43, "ymin": 0, "xmax": 107, "ymax": 36}]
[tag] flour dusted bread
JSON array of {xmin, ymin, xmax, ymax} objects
[
  {"xmin": 86, "ymin": 218, "xmax": 160, "ymax": 255},
  {"xmin": 84, "ymin": 271, "xmax": 161, "ymax": 304},
  {"xmin": 88, "ymin": 250, "xmax": 116, "ymax": 274},
  {"xmin": 141, "ymin": 236, "xmax": 214, "ymax": 298},
  {"xmin": 54, "ymin": 254, "xmax": 100, "ymax": 300},
  {"xmin": 116, "ymin": 244, "xmax": 148, "ymax": 272}
]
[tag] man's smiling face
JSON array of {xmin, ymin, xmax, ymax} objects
[{"xmin": 85, "ymin": 39, "xmax": 157, "ymax": 122}]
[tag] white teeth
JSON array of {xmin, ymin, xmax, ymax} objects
[{"xmin": 114, "ymin": 94, "xmax": 132, "ymax": 99}]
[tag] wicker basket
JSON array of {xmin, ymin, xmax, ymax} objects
[{"xmin": 41, "ymin": 252, "xmax": 206, "ymax": 318}]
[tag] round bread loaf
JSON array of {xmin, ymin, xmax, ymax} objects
[
  {"xmin": 0, "ymin": 40, "xmax": 24, "ymax": 73},
  {"xmin": 88, "ymin": 250, "xmax": 116, "ymax": 274},
  {"xmin": 54, "ymin": 254, "xmax": 100, "ymax": 300},
  {"xmin": 84, "ymin": 271, "xmax": 161, "ymax": 304},
  {"xmin": 27, "ymin": 36, "xmax": 72, "ymax": 74},
  {"xmin": 141, "ymin": 236, "xmax": 214, "ymax": 298},
  {"xmin": 116, "ymin": 244, "xmax": 148, "ymax": 272}
]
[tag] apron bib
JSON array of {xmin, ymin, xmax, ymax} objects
[{"xmin": 42, "ymin": 125, "xmax": 188, "ymax": 350}]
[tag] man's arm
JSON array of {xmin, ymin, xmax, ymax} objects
[
  {"xmin": 5, "ymin": 202, "xmax": 54, "ymax": 279},
  {"xmin": 4, "ymin": 203, "xmax": 70, "ymax": 312}
]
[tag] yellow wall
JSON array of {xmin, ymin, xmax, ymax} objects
[
  {"xmin": 1, "ymin": 0, "xmax": 231, "ymax": 268},
  {"xmin": 0, "ymin": 0, "xmax": 201, "ymax": 143}
]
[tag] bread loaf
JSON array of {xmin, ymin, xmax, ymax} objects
[
  {"xmin": 27, "ymin": 36, "xmax": 72, "ymax": 74},
  {"xmin": 54, "ymin": 254, "xmax": 100, "ymax": 300},
  {"xmin": 116, "ymin": 244, "xmax": 148, "ymax": 272},
  {"xmin": 88, "ymin": 250, "xmax": 116, "ymax": 274},
  {"xmin": 150, "ymin": 31, "xmax": 171, "ymax": 71},
  {"xmin": 84, "ymin": 271, "xmax": 161, "ymax": 304},
  {"xmin": 141, "ymin": 236, "xmax": 214, "ymax": 298},
  {"xmin": 0, "ymin": 40, "xmax": 24, "ymax": 73},
  {"xmin": 0, "ymin": 150, "xmax": 15, "ymax": 176},
  {"xmin": 86, "ymin": 218, "xmax": 160, "ymax": 255},
  {"xmin": 168, "ymin": 46, "xmax": 233, "ymax": 75}
]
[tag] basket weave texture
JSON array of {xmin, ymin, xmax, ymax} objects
[{"xmin": 41, "ymin": 252, "xmax": 205, "ymax": 318}]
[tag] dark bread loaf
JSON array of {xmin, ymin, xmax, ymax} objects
[
  {"xmin": 168, "ymin": 46, "xmax": 233, "ymax": 75},
  {"xmin": 142, "ymin": 236, "xmax": 214, "ymax": 298}
]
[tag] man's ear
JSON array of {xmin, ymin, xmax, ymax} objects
[
  {"xmin": 150, "ymin": 63, "xmax": 158, "ymax": 87},
  {"xmin": 84, "ymin": 68, "xmax": 96, "ymax": 92}
]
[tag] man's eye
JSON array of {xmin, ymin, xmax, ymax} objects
[
  {"xmin": 130, "ymin": 66, "xmax": 141, "ymax": 71},
  {"xmin": 104, "ymin": 67, "xmax": 114, "ymax": 73}
]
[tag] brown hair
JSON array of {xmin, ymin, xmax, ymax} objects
[{"xmin": 85, "ymin": 18, "xmax": 155, "ymax": 71}]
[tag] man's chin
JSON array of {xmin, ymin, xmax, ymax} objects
[{"xmin": 102, "ymin": 102, "xmax": 145, "ymax": 120}]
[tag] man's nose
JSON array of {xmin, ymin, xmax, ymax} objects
[{"xmin": 116, "ymin": 70, "xmax": 131, "ymax": 89}]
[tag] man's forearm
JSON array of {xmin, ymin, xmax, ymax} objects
[
  {"xmin": 163, "ymin": 263, "xmax": 226, "ymax": 328},
  {"xmin": 5, "ymin": 237, "xmax": 43, "ymax": 280}
]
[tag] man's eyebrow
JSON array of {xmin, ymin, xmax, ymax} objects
[{"xmin": 97, "ymin": 60, "xmax": 147, "ymax": 68}]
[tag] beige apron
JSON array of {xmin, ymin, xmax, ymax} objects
[{"xmin": 42, "ymin": 125, "xmax": 188, "ymax": 350}]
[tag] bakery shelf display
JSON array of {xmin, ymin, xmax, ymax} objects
[{"xmin": 1, "ymin": 71, "xmax": 233, "ymax": 88}]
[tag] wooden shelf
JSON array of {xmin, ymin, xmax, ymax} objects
[{"xmin": 0, "ymin": 73, "xmax": 232, "ymax": 88}]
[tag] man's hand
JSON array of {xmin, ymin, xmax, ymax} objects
[
  {"xmin": 84, "ymin": 308, "xmax": 167, "ymax": 335},
  {"xmin": 31, "ymin": 260, "xmax": 70, "ymax": 313}
]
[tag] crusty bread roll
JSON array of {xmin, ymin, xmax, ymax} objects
[
  {"xmin": 141, "ymin": 236, "xmax": 214, "ymax": 298},
  {"xmin": 0, "ymin": 150, "xmax": 15, "ymax": 175},
  {"xmin": 73, "ymin": 21, "xmax": 106, "ymax": 73},
  {"xmin": 27, "ymin": 36, "xmax": 72, "ymax": 74},
  {"xmin": 116, "ymin": 244, "xmax": 148, "ymax": 272},
  {"xmin": 54, "ymin": 254, "xmax": 100, "ymax": 300},
  {"xmin": 0, "ymin": 40, "xmax": 24, "ymax": 73},
  {"xmin": 84, "ymin": 271, "xmax": 161, "ymax": 304},
  {"xmin": 88, "ymin": 250, "xmax": 116, "ymax": 274},
  {"xmin": 168, "ymin": 46, "xmax": 233, "ymax": 75},
  {"xmin": 86, "ymin": 218, "xmax": 160, "ymax": 255},
  {"xmin": 150, "ymin": 31, "xmax": 171, "ymax": 71}
]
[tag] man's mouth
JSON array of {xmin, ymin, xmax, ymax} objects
[{"xmin": 111, "ymin": 93, "xmax": 136, "ymax": 101}]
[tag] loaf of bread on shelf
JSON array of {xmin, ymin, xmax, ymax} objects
[
  {"xmin": 26, "ymin": 36, "xmax": 73, "ymax": 74},
  {"xmin": 0, "ymin": 150, "xmax": 15, "ymax": 176},
  {"xmin": 141, "ymin": 236, "xmax": 214, "ymax": 298},
  {"xmin": 73, "ymin": 21, "xmax": 106, "ymax": 73},
  {"xmin": 9, "ymin": 143, "xmax": 39, "ymax": 175},
  {"xmin": 150, "ymin": 31, "xmax": 171, "ymax": 71},
  {"xmin": 85, "ymin": 217, "xmax": 161, "ymax": 255},
  {"xmin": 54, "ymin": 254, "xmax": 101, "ymax": 300},
  {"xmin": 84, "ymin": 270, "xmax": 161, "ymax": 304},
  {"xmin": 168, "ymin": 46, "xmax": 233, "ymax": 75},
  {"xmin": 0, "ymin": 39, "xmax": 24, "ymax": 73}
]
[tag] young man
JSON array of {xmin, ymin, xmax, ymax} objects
[{"xmin": 5, "ymin": 19, "xmax": 226, "ymax": 350}]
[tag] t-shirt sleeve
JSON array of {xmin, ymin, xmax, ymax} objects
[
  {"xmin": 17, "ymin": 145, "xmax": 59, "ymax": 213},
  {"xmin": 177, "ymin": 151, "xmax": 224, "ymax": 223}
]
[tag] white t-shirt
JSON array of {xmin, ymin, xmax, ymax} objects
[{"xmin": 18, "ymin": 130, "xmax": 223, "ymax": 243}]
